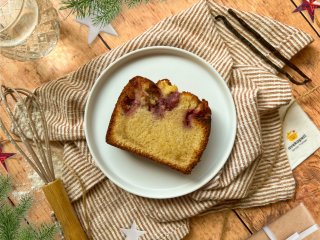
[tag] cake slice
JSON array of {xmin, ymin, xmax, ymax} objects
[{"xmin": 106, "ymin": 76, "xmax": 211, "ymax": 174}]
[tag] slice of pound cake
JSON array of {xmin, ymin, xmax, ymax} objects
[{"xmin": 106, "ymin": 76, "xmax": 211, "ymax": 174}]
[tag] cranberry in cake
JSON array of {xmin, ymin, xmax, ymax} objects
[{"xmin": 106, "ymin": 76, "xmax": 211, "ymax": 174}]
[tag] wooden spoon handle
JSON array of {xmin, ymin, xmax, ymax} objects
[{"xmin": 42, "ymin": 179, "xmax": 88, "ymax": 240}]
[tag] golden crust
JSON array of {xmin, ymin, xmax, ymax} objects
[{"xmin": 106, "ymin": 76, "xmax": 211, "ymax": 174}]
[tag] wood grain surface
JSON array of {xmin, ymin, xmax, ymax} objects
[{"xmin": 0, "ymin": 0, "xmax": 320, "ymax": 239}]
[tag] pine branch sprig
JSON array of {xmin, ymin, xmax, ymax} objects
[
  {"xmin": 61, "ymin": 0, "xmax": 151, "ymax": 26},
  {"xmin": 0, "ymin": 175, "xmax": 10, "ymax": 202},
  {"xmin": 18, "ymin": 224, "xmax": 57, "ymax": 240},
  {"xmin": 33, "ymin": 224, "xmax": 57, "ymax": 240},
  {"xmin": 0, "ymin": 175, "xmax": 57, "ymax": 240}
]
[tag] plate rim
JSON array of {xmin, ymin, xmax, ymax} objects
[{"xmin": 84, "ymin": 46, "xmax": 237, "ymax": 199}]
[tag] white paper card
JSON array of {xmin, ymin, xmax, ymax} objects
[{"xmin": 279, "ymin": 101, "xmax": 320, "ymax": 169}]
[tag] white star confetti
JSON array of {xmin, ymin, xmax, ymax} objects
[
  {"xmin": 76, "ymin": 15, "xmax": 117, "ymax": 45},
  {"xmin": 120, "ymin": 221, "xmax": 146, "ymax": 240}
]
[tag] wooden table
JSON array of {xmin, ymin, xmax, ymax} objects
[{"xmin": 1, "ymin": 0, "xmax": 320, "ymax": 239}]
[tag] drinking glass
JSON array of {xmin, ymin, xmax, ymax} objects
[{"xmin": 0, "ymin": 0, "xmax": 60, "ymax": 61}]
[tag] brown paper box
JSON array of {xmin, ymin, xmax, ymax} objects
[{"xmin": 248, "ymin": 203, "xmax": 320, "ymax": 240}]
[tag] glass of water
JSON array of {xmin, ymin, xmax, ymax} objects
[{"xmin": 0, "ymin": 0, "xmax": 60, "ymax": 61}]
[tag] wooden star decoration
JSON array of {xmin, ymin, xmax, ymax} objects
[
  {"xmin": 120, "ymin": 221, "xmax": 145, "ymax": 240},
  {"xmin": 76, "ymin": 15, "xmax": 118, "ymax": 45},
  {"xmin": 293, "ymin": 0, "xmax": 320, "ymax": 22},
  {"xmin": 0, "ymin": 145, "xmax": 15, "ymax": 171}
]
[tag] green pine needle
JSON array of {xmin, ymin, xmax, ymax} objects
[
  {"xmin": 16, "ymin": 226, "xmax": 35, "ymax": 240},
  {"xmin": 33, "ymin": 224, "xmax": 57, "ymax": 240},
  {"xmin": 61, "ymin": 0, "xmax": 151, "ymax": 26},
  {"xmin": 18, "ymin": 224, "xmax": 57, "ymax": 240},
  {"xmin": 15, "ymin": 195, "xmax": 32, "ymax": 222},
  {"xmin": 0, "ymin": 175, "xmax": 57, "ymax": 240},
  {"xmin": 0, "ymin": 204, "xmax": 20, "ymax": 239},
  {"xmin": 0, "ymin": 175, "xmax": 11, "ymax": 202}
]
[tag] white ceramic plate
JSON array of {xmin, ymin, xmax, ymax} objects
[{"xmin": 84, "ymin": 46, "xmax": 236, "ymax": 199}]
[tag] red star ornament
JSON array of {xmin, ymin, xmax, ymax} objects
[
  {"xmin": 293, "ymin": 0, "xmax": 320, "ymax": 22},
  {"xmin": 0, "ymin": 145, "xmax": 15, "ymax": 171}
]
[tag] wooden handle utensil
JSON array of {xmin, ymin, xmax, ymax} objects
[
  {"xmin": 42, "ymin": 179, "xmax": 88, "ymax": 240},
  {"xmin": 0, "ymin": 86, "xmax": 89, "ymax": 239}
]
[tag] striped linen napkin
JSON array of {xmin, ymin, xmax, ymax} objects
[{"xmin": 33, "ymin": 0, "xmax": 313, "ymax": 239}]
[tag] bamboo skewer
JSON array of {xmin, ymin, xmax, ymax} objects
[{"xmin": 0, "ymin": 85, "xmax": 88, "ymax": 240}]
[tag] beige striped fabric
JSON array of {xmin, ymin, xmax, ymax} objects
[{"xmin": 34, "ymin": 0, "xmax": 313, "ymax": 239}]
